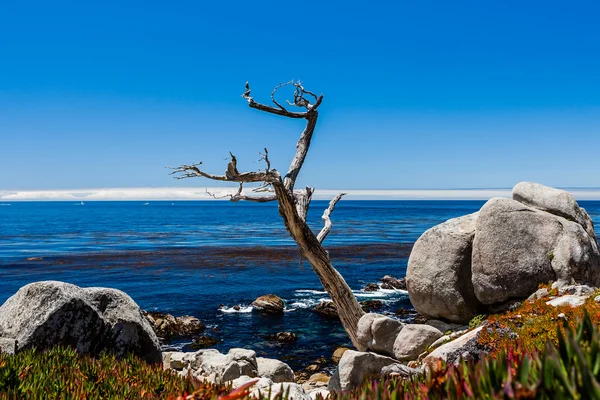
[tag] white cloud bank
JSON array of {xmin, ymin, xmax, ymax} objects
[{"xmin": 2, "ymin": 187, "xmax": 600, "ymax": 201}]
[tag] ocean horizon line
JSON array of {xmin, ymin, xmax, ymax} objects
[{"xmin": 2, "ymin": 186, "xmax": 600, "ymax": 201}]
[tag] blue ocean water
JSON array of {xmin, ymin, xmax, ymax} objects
[{"xmin": 1, "ymin": 200, "xmax": 599, "ymax": 369}]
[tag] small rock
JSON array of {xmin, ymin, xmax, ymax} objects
[
  {"xmin": 393, "ymin": 324, "xmax": 443, "ymax": 361},
  {"xmin": 360, "ymin": 299, "xmax": 384, "ymax": 312},
  {"xmin": 26, "ymin": 257, "xmax": 43, "ymax": 261},
  {"xmin": 559, "ymin": 285, "xmax": 596, "ymax": 297},
  {"xmin": 395, "ymin": 308, "xmax": 416, "ymax": 316},
  {"xmin": 380, "ymin": 275, "xmax": 407, "ymax": 290},
  {"xmin": 314, "ymin": 301, "xmax": 338, "ymax": 319},
  {"xmin": 528, "ymin": 288, "xmax": 550, "ymax": 301},
  {"xmin": 233, "ymin": 305, "xmax": 241, "ymax": 311},
  {"xmin": 302, "ymin": 372, "xmax": 330, "ymax": 391},
  {"xmin": 306, "ymin": 364, "xmax": 320, "ymax": 373},
  {"xmin": 546, "ymin": 295, "xmax": 586, "ymax": 308},
  {"xmin": 177, "ymin": 316, "xmax": 205, "ymax": 336},
  {"xmin": 412, "ymin": 314, "xmax": 428, "ymax": 324},
  {"xmin": 257, "ymin": 357, "xmax": 295, "ymax": 383},
  {"xmin": 356, "ymin": 313, "xmax": 404, "ymax": 356},
  {"xmin": 332, "ymin": 347, "xmax": 349, "ymax": 364},
  {"xmin": 267, "ymin": 332, "xmax": 297, "ymax": 343},
  {"xmin": 144, "ymin": 312, "xmax": 205, "ymax": 340},
  {"xmin": 363, "ymin": 283, "xmax": 380, "ymax": 292},
  {"xmin": 190, "ymin": 335, "xmax": 220, "ymax": 349},
  {"xmin": 252, "ymin": 294, "xmax": 285, "ymax": 314}
]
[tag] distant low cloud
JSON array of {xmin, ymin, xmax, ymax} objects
[{"xmin": 2, "ymin": 187, "xmax": 600, "ymax": 201}]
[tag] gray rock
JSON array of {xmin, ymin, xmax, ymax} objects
[
  {"xmin": 546, "ymin": 295, "xmax": 586, "ymax": 308},
  {"xmin": 356, "ymin": 313, "xmax": 404, "ymax": 357},
  {"xmin": 380, "ymin": 275, "xmax": 406, "ymax": 290},
  {"xmin": 558, "ymin": 285, "xmax": 596, "ymax": 297},
  {"xmin": 393, "ymin": 324, "xmax": 443, "ymax": 361},
  {"xmin": 329, "ymin": 350, "xmax": 401, "ymax": 392},
  {"xmin": 0, "ymin": 337, "xmax": 17, "ymax": 354},
  {"xmin": 0, "ymin": 281, "xmax": 161, "ymax": 363},
  {"xmin": 528, "ymin": 288, "xmax": 550, "ymax": 301},
  {"xmin": 423, "ymin": 326, "xmax": 483, "ymax": 366},
  {"xmin": 406, "ymin": 213, "xmax": 484, "ymax": 323},
  {"xmin": 513, "ymin": 182, "xmax": 596, "ymax": 240},
  {"xmin": 257, "ymin": 357, "xmax": 295, "ymax": 383},
  {"xmin": 190, "ymin": 348, "xmax": 258, "ymax": 383},
  {"xmin": 472, "ymin": 198, "xmax": 600, "ymax": 304}
]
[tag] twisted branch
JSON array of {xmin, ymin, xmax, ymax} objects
[{"xmin": 317, "ymin": 193, "xmax": 347, "ymax": 243}]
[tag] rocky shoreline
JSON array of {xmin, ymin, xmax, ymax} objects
[{"xmin": 1, "ymin": 182, "xmax": 599, "ymax": 398}]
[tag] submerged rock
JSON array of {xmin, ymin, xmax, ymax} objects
[
  {"xmin": 267, "ymin": 332, "xmax": 297, "ymax": 343},
  {"xmin": 0, "ymin": 281, "xmax": 161, "ymax": 363},
  {"xmin": 252, "ymin": 294, "xmax": 285, "ymax": 314}
]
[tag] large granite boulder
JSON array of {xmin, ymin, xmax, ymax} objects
[
  {"xmin": 472, "ymin": 197, "xmax": 600, "ymax": 304},
  {"xmin": 356, "ymin": 313, "xmax": 404, "ymax": 357},
  {"xmin": 406, "ymin": 182, "xmax": 599, "ymax": 322},
  {"xmin": 0, "ymin": 281, "xmax": 161, "ymax": 363},
  {"xmin": 406, "ymin": 213, "xmax": 484, "ymax": 323}
]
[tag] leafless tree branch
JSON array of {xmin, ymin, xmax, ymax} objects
[{"xmin": 317, "ymin": 193, "xmax": 347, "ymax": 243}]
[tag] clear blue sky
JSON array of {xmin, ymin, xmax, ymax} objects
[{"xmin": 1, "ymin": 1, "xmax": 599, "ymax": 190}]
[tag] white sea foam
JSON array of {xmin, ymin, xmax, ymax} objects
[
  {"xmin": 219, "ymin": 305, "xmax": 254, "ymax": 314},
  {"xmin": 295, "ymin": 289, "xmax": 327, "ymax": 296}
]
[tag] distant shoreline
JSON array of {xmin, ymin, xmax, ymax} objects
[{"xmin": 3, "ymin": 187, "xmax": 600, "ymax": 201}]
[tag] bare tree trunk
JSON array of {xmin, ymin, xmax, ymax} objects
[{"xmin": 171, "ymin": 81, "xmax": 366, "ymax": 350}]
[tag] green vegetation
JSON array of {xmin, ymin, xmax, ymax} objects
[
  {"xmin": 468, "ymin": 314, "xmax": 487, "ymax": 329},
  {"xmin": 0, "ymin": 347, "xmax": 208, "ymax": 399}
]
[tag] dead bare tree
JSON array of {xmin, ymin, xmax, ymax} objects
[{"xmin": 171, "ymin": 81, "xmax": 365, "ymax": 349}]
